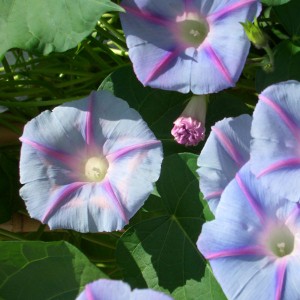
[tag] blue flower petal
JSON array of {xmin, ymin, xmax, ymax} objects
[
  {"xmin": 251, "ymin": 80, "xmax": 300, "ymax": 202},
  {"xmin": 197, "ymin": 114, "xmax": 251, "ymax": 213},
  {"xmin": 76, "ymin": 279, "xmax": 173, "ymax": 300},
  {"xmin": 76, "ymin": 279, "xmax": 131, "ymax": 300}
]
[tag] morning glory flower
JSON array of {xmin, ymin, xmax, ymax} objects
[
  {"xmin": 76, "ymin": 279, "xmax": 173, "ymax": 300},
  {"xmin": 19, "ymin": 90, "xmax": 163, "ymax": 233},
  {"xmin": 197, "ymin": 163, "xmax": 300, "ymax": 300},
  {"xmin": 120, "ymin": 0, "xmax": 261, "ymax": 94},
  {"xmin": 251, "ymin": 80, "xmax": 300, "ymax": 203},
  {"xmin": 197, "ymin": 114, "xmax": 251, "ymax": 213},
  {"xmin": 171, "ymin": 94, "xmax": 207, "ymax": 146}
]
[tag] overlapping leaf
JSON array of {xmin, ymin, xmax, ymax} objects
[
  {"xmin": 116, "ymin": 154, "xmax": 225, "ymax": 300},
  {"xmin": 0, "ymin": 0, "xmax": 123, "ymax": 56},
  {"xmin": 0, "ymin": 241, "xmax": 107, "ymax": 300}
]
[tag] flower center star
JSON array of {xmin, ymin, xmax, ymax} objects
[
  {"xmin": 266, "ymin": 225, "xmax": 295, "ymax": 258},
  {"xmin": 84, "ymin": 156, "xmax": 109, "ymax": 182},
  {"xmin": 176, "ymin": 12, "xmax": 209, "ymax": 48}
]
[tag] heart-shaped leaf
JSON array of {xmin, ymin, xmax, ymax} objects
[
  {"xmin": 0, "ymin": 241, "xmax": 107, "ymax": 300},
  {"xmin": 0, "ymin": 0, "xmax": 123, "ymax": 56},
  {"xmin": 116, "ymin": 153, "xmax": 225, "ymax": 300}
]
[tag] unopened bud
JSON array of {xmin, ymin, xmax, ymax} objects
[
  {"xmin": 241, "ymin": 18, "xmax": 268, "ymax": 49},
  {"xmin": 171, "ymin": 94, "xmax": 208, "ymax": 146}
]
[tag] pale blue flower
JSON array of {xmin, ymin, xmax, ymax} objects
[
  {"xmin": 120, "ymin": 0, "xmax": 261, "ymax": 94},
  {"xmin": 19, "ymin": 91, "xmax": 163, "ymax": 232},
  {"xmin": 198, "ymin": 163, "xmax": 300, "ymax": 300}
]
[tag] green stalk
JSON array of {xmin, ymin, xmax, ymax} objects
[
  {"xmin": 0, "ymin": 228, "xmax": 28, "ymax": 241},
  {"xmin": 100, "ymin": 18, "xmax": 126, "ymax": 43}
]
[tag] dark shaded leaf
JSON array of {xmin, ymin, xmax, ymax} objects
[{"xmin": 116, "ymin": 154, "xmax": 225, "ymax": 300}]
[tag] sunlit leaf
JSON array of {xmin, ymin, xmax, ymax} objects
[
  {"xmin": 116, "ymin": 154, "xmax": 225, "ymax": 300},
  {"xmin": 0, "ymin": 0, "xmax": 123, "ymax": 56},
  {"xmin": 0, "ymin": 241, "xmax": 107, "ymax": 299}
]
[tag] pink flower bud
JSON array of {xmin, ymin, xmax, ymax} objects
[{"xmin": 171, "ymin": 95, "xmax": 208, "ymax": 146}]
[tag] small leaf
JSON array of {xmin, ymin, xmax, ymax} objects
[
  {"xmin": 0, "ymin": 241, "xmax": 107, "ymax": 300},
  {"xmin": 0, "ymin": 0, "xmax": 123, "ymax": 56},
  {"xmin": 116, "ymin": 154, "xmax": 226, "ymax": 300}
]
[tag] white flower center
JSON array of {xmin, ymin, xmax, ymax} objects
[
  {"xmin": 84, "ymin": 156, "xmax": 108, "ymax": 182},
  {"xmin": 266, "ymin": 225, "xmax": 294, "ymax": 257},
  {"xmin": 176, "ymin": 13, "xmax": 209, "ymax": 48}
]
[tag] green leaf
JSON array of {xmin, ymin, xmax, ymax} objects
[
  {"xmin": 116, "ymin": 154, "xmax": 225, "ymax": 300},
  {"xmin": 273, "ymin": 0, "xmax": 300, "ymax": 37},
  {"xmin": 255, "ymin": 40, "xmax": 300, "ymax": 92},
  {"xmin": 0, "ymin": 0, "xmax": 123, "ymax": 56},
  {"xmin": 261, "ymin": 0, "xmax": 291, "ymax": 6},
  {"xmin": 0, "ymin": 241, "xmax": 107, "ymax": 299},
  {"xmin": 99, "ymin": 66, "xmax": 191, "ymax": 155}
]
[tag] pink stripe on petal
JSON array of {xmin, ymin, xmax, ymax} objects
[
  {"xmin": 41, "ymin": 182, "xmax": 86, "ymax": 223},
  {"xmin": 103, "ymin": 180, "xmax": 128, "ymax": 223},
  {"xmin": 205, "ymin": 245, "xmax": 264, "ymax": 259},
  {"xmin": 85, "ymin": 92, "xmax": 95, "ymax": 146},
  {"xmin": 205, "ymin": 45, "xmax": 234, "ymax": 85},
  {"xmin": 20, "ymin": 137, "xmax": 73, "ymax": 166},
  {"xmin": 107, "ymin": 140, "xmax": 161, "ymax": 162},
  {"xmin": 85, "ymin": 284, "xmax": 95, "ymax": 300},
  {"xmin": 122, "ymin": 5, "xmax": 171, "ymax": 26},
  {"xmin": 205, "ymin": 190, "xmax": 223, "ymax": 200},
  {"xmin": 235, "ymin": 173, "xmax": 265, "ymax": 224},
  {"xmin": 208, "ymin": 0, "xmax": 257, "ymax": 21},
  {"xmin": 275, "ymin": 259, "xmax": 287, "ymax": 300},
  {"xmin": 144, "ymin": 48, "xmax": 182, "ymax": 84},
  {"xmin": 212, "ymin": 126, "xmax": 244, "ymax": 167},
  {"xmin": 257, "ymin": 158, "xmax": 300, "ymax": 178},
  {"xmin": 259, "ymin": 94, "xmax": 300, "ymax": 140}
]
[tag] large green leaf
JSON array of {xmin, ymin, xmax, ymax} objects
[
  {"xmin": 0, "ymin": 0, "xmax": 123, "ymax": 56},
  {"xmin": 256, "ymin": 40, "xmax": 300, "ymax": 91},
  {"xmin": 116, "ymin": 154, "xmax": 226, "ymax": 300},
  {"xmin": 0, "ymin": 241, "xmax": 107, "ymax": 299}
]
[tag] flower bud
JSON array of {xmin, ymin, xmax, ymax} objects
[
  {"xmin": 241, "ymin": 18, "xmax": 268, "ymax": 49},
  {"xmin": 171, "ymin": 95, "xmax": 208, "ymax": 146}
]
